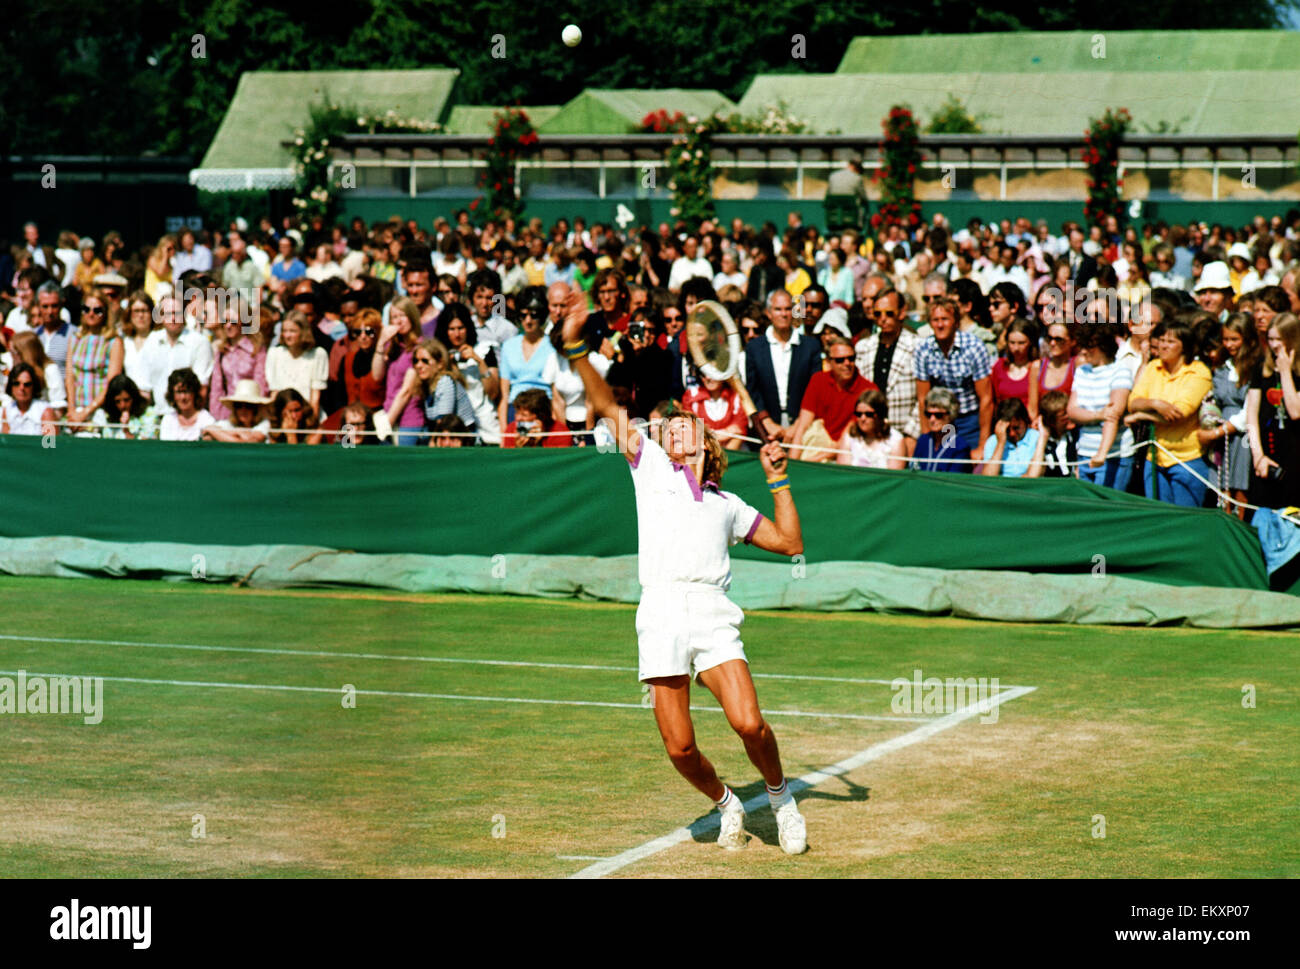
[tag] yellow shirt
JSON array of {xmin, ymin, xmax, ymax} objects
[
  {"xmin": 523, "ymin": 258, "xmax": 547, "ymax": 287},
  {"xmin": 786, "ymin": 268, "xmax": 812, "ymax": 298},
  {"xmin": 1131, "ymin": 358, "xmax": 1213, "ymax": 466}
]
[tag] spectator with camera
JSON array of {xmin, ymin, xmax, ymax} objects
[
  {"xmin": 501, "ymin": 388, "xmax": 572, "ymax": 448},
  {"xmin": 387, "ymin": 338, "xmax": 478, "ymax": 443}
]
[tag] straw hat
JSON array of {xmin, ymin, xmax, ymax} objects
[{"xmin": 219, "ymin": 379, "xmax": 271, "ymax": 406}]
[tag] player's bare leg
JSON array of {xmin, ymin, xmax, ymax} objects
[
  {"xmin": 647, "ymin": 675, "xmax": 724, "ymax": 798},
  {"xmin": 697, "ymin": 658, "xmax": 784, "ymax": 786},
  {"xmin": 647, "ymin": 675, "xmax": 747, "ymax": 848},
  {"xmin": 699, "ymin": 658, "xmax": 808, "ymax": 854}
]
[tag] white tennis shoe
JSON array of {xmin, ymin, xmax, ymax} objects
[
  {"xmin": 774, "ymin": 798, "xmax": 807, "ymax": 854},
  {"xmin": 717, "ymin": 799, "xmax": 747, "ymax": 850}
]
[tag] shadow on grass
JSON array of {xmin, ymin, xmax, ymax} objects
[{"xmin": 685, "ymin": 772, "xmax": 871, "ymax": 849}]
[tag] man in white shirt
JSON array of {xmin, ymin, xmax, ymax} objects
[
  {"xmin": 467, "ymin": 270, "xmax": 518, "ymax": 349},
  {"xmin": 141, "ymin": 295, "xmax": 215, "ymax": 410},
  {"xmin": 982, "ymin": 245, "xmax": 1030, "ymax": 301},
  {"xmin": 54, "ymin": 232, "xmax": 81, "ymax": 288},
  {"xmin": 173, "ymin": 229, "xmax": 213, "ymax": 276},
  {"xmin": 668, "ymin": 236, "xmax": 713, "ymax": 292}
]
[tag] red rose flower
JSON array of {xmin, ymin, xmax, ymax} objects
[{"xmin": 1267, "ymin": 388, "xmax": 1284, "ymax": 407}]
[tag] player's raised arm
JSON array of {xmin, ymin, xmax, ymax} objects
[
  {"xmin": 559, "ymin": 287, "xmax": 642, "ymax": 462},
  {"xmin": 749, "ymin": 441, "xmax": 803, "ymax": 556}
]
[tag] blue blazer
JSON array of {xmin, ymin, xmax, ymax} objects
[{"xmin": 744, "ymin": 332, "xmax": 822, "ymax": 427}]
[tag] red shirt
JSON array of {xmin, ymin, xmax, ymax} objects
[
  {"xmin": 798, "ymin": 371, "xmax": 876, "ymax": 440},
  {"xmin": 502, "ymin": 419, "xmax": 573, "ymax": 448},
  {"xmin": 682, "ymin": 386, "xmax": 749, "ymax": 439},
  {"xmin": 991, "ymin": 357, "xmax": 1032, "ymax": 410}
]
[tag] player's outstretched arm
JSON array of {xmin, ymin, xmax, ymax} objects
[
  {"xmin": 559, "ymin": 288, "xmax": 641, "ymax": 461},
  {"xmin": 750, "ymin": 441, "xmax": 803, "ymax": 556}
]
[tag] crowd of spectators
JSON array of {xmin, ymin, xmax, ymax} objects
[{"xmin": 3, "ymin": 207, "xmax": 1300, "ymax": 518}]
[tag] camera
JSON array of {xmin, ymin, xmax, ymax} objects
[{"xmin": 627, "ymin": 322, "xmax": 646, "ymax": 342}]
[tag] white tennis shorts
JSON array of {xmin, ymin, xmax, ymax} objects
[{"xmin": 635, "ymin": 583, "xmax": 748, "ymax": 682}]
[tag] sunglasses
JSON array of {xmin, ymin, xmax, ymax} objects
[
  {"xmin": 925, "ymin": 410, "xmax": 948, "ymax": 418},
  {"xmin": 348, "ymin": 327, "xmax": 377, "ymax": 337},
  {"xmin": 741, "ymin": 326, "xmax": 760, "ymax": 335},
  {"xmin": 520, "ymin": 309, "xmax": 540, "ymax": 318},
  {"xmin": 871, "ymin": 310, "xmax": 897, "ymax": 319},
  {"xmin": 923, "ymin": 294, "xmax": 942, "ymax": 302},
  {"xmin": 855, "ymin": 409, "xmax": 877, "ymax": 417},
  {"xmin": 830, "ymin": 355, "xmax": 854, "ymax": 363},
  {"xmin": 1047, "ymin": 336, "xmax": 1068, "ymax": 344},
  {"xmin": 414, "ymin": 356, "xmax": 435, "ymax": 365},
  {"xmin": 82, "ymin": 306, "xmax": 105, "ymax": 315},
  {"xmin": 663, "ymin": 314, "xmax": 682, "ymax": 323}
]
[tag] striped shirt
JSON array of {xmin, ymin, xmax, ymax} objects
[
  {"xmin": 67, "ymin": 331, "xmax": 120, "ymax": 411},
  {"xmin": 1072, "ymin": 361, "xmax": 1132, "ymax": 459},
  {"xmin": 914, "ymin": 331, "xmax": 993, "ymax": 417},
  {"xmin": 36, "ymin": 321, "xmax": 77, "ymax": 370}
]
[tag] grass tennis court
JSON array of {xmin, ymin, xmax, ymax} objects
[{"xmin": 0, "ymin": 575, "xmax": 1296, "ymax": 878}]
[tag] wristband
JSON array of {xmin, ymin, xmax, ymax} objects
[
  {"xmin": 563, "ymin": 339, "xmax": 588, "ymax": 362},
  {"xmin": 767, "ymin": 475, "xmax": 791, "ymax": 494}
]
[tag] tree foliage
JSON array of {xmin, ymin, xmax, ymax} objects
[{"xmin": 1, "ymin": 0, "xmax": 1295, "ymax": 157}]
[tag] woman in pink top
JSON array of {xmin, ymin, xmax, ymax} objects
[
  {"xmin": 1038, "ymin": 321, "xmax": 1078, "ymax": 399},
  {"xmin": 372, "ymin": 296, "xmax": 424, "ymax": 445},
  {"xmin": 209, "ymin": 300, "xmax": 268, "ymax": 421},
  {"xmin": 990, "ymin": 318, "xmax": 1041, "ymax": 419}
]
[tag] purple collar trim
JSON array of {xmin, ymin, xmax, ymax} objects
[{"xmin": 671, "ymin": 461, "xmax": 718, "ymax": 502}]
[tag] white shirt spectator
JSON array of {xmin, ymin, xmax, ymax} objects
[
  {"xmin": 0, "ymin": 395, "xmax": 52, "ymax": 434},
  {"xmin": 55, "ymin": 248, "xmax": 80, "ymax": 287},
  {"xmin": 247, "ymin": 244, "xmax": 270, "ymax": 274},
  {"xmin": 668, "ymin": 256, "xmax": 713, "ymax": 291},
  {"xmin": 713, "ymin": 271, "xmax": 747, "ymax": 292},
  {"xmin": 474, "ymin": 313, "xmax": 519, "ymax": 351},
  {"xmin": 173, "ymin": 244, "xmax": 213, "ymax": 276},
  {"xmin": 122, "ymin": 339, "xmax": 152, "ymax": 396},
  {"xmin": 1149, "ymin": 270, "xmax": 1189, "ymax": 292},
  {"xmin": 305, "ymin": 260, "xmax": 344, "ymax": 283},
  {"xmin": 141, "ymin": 328, "xmax": 215, "ymax": 411},
  {"xmin": 266, "ymin": 344, "xmax": 329, "ymax": 401},
  {"xmin": 159, "ymin": 409, "xmax": 215, "ymax": 441},
  {"xmin": 766, "ymin": 327, "xmax": 802, "ymax": 421},
  {"xmin": 543, "ymin": 347, "xmax": 611, "ymax": 424},
  {"xmin": 983, "ymin": 264, "xmax": 1031, "ymax": 301}
]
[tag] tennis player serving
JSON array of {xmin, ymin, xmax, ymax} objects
[{"xmin": 560, "ymin": 290, "xmax": 808, "ymax": 854}]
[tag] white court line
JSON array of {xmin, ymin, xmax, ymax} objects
[
  {"xmin": 0, "ymin": 670, "xmax": 925, "ymax": 723},
  {"xmin": 0, "ymin": 634, "xmax": 1029, "ymax": 689},
  {"xmin": 569, "ymin": 684, "xmax": 1037, "ymax": 879}
]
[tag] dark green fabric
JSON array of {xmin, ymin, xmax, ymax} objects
[{"xmin": 0, "ymin": 434, "xmax": 1278, "ymax": 593}]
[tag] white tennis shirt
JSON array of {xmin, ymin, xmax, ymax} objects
[{"xmin": 629, "ymin": 435, "xmax": 764, "ymax": 592}]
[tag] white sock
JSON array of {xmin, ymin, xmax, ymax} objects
[
  {"xmin": 766, "ymin": 778, "xmax": 792, "ymax": 809},
  {"xmin": 715, "ymin": 786, "xmax": 738, "ymax": 811}
]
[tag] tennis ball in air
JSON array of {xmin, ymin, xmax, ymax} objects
[{"xmin": 562, "ymin": 24, "xmax": 583, "ymax": 47}]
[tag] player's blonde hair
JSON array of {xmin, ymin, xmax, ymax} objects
[{"xmin": 699, "ymin": 421, "xmax": 728, "ymax": 487}]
